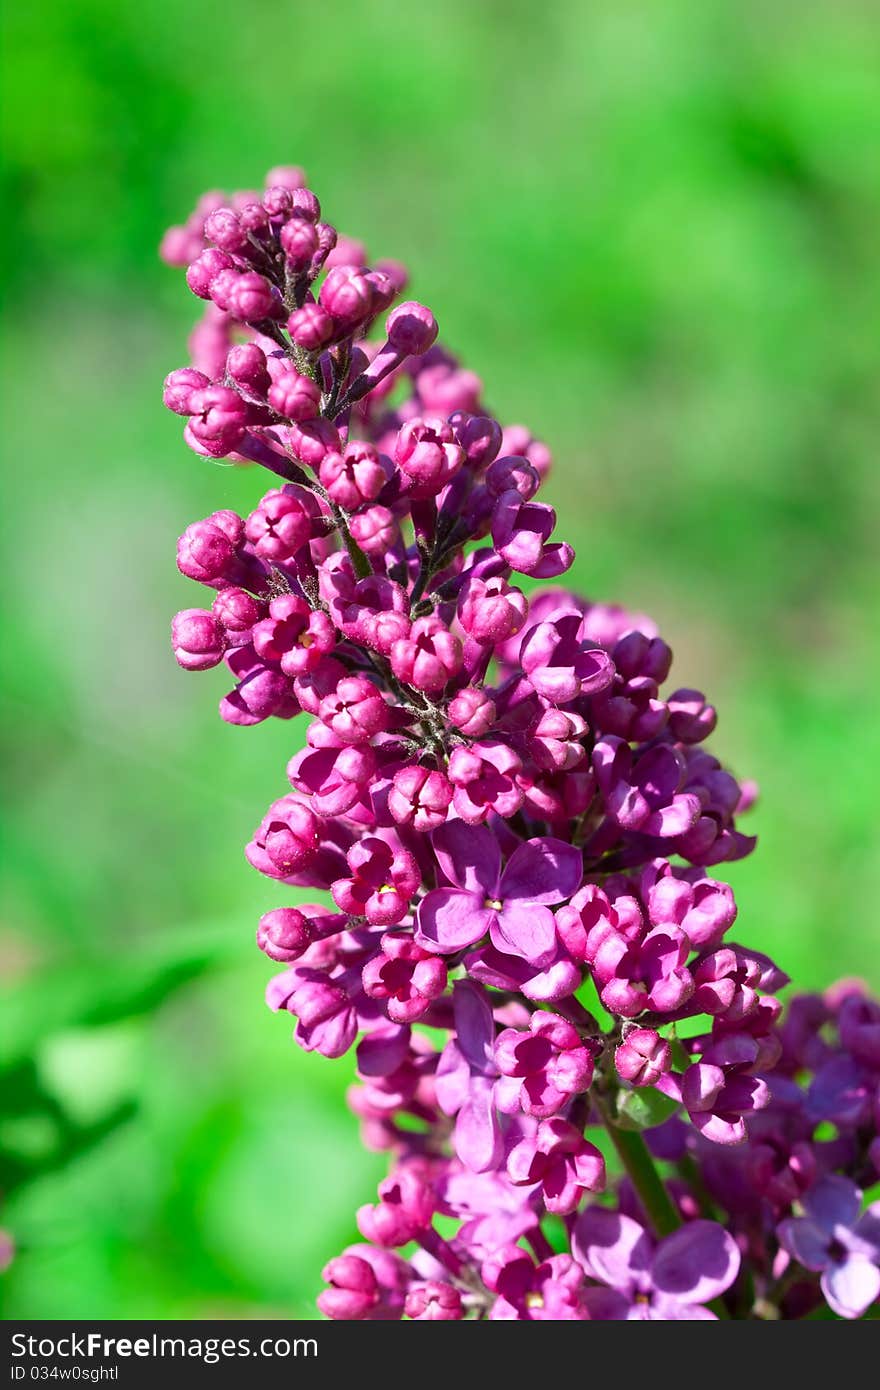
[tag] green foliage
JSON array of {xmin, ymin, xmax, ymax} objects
[{"xmin": 1, "ymin": 0, "xmax": 879, "ymax": 1319}]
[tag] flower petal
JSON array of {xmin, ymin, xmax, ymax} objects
[
  {"xmin": 491, "ymin": 902, "xmax": 557, "ymax": 966},
  {"xmin": 821, "ymin": 1256, "xmax": 880, "ymax": 1320},
  {"xmin": 500, "ymin": 836, "xmax": 583, "ymax": 905},
  {"xmin": 415, "ymin": 888, "xmax": 492, "ymax": 953},
  {"xmin": 431, "ymin": 819, "xmax": 500, "ymax": 895},
  {"xmin": 572, "ymin": 1207, "xmax": 652, "ymax": 1292},
  {"xmin": 652, "ymin": 1220, "xmax": 740, "ymax": 1305}
]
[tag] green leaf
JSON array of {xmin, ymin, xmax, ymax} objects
[{"xmin": 613, "ymin": 1085, "xmax": 680, "ymax": 1132}]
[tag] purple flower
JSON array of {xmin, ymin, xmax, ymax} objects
[
  {"xmin": 415, "ymin": 820, "xmax": 581, "ymax": 965},
  {"xmin": 678, "ymin": 1033, "xmax": 771, "ymax": 1144},
  {"xmin": 519, "ymin": 612, "xmax": 614, "ymax": 704},
  {"xmin": 778, "ymin": 1177, "xmax": 880, "ymax": 1319},
  {"xmin": 495, "ymin": 1012, "xmax": 596, "ymax": 1117},
  {"xmin": 573, "ymin": 1208, "xmax": 740, "ymax": 1319},
  {"xmin": 483, "ymin": 1247, "xmax": 589, "ymax": 1320},
  {"xmin": 507, "ymin": 1118, "xmax": 605, "ymax": 1214},
  {"xmin": 434, "ymin": 981, "xmax": 502, "ymax": 1172}
]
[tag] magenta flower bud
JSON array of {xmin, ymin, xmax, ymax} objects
[
  {"xmin": 267, "ymin": 365, "xmax": 322, "ymax": 421},
  {"xmin": 362, "ymin": 934, "xmax": 448, "ymax": 1023},
  {"xmin": 171, "ymin": 608, "xmax": 226, "ymax": 671},
  {"xmin": 319, "ymin": 675, "xmax": 390, "ymax": 744},
  {"xmin": 245, "ymin": 487, "xmax": 314, "ymax": 562},
  {"xmin": 265, "ymin": 165, "xmax": 306, "ymax": 191},
  {"xmin": 203, "ymin": 207, "xmax": 248, "ymax": 253},
  {"xmin": 318, "ymin": 1255, "xmax": 378, "ymax": 1321},
  {"xmin": 390, "ymin": 616, "xmax": 462, "ymax": 693},
  {"xmin": 288, "ymin": 186, "xmax": 321, "ymax": 221},
  {"xmin": 416, "ymin": 362, "xmax": 482, "ymax": 415},
  {"xmin": 319, "ymin": 266, "xmax": 374, "ymax": 329},
  {"xmin": 287, "ymin": 302, "xmax": 335, "ymax": 350},
  {"xmin": 507, "ymin": 1118, "xmax": 605, "ymax": 1215},
  {"xmin": 220, "ymin": 665, "xmax": 294, "ymax": 727},
  {"xmin": 495, "ymin": 1013, "xmax": 596, "ymax": 1118},
  {"xmin": 325, "ymin": 234, "xmax": 366, "ymax": 270},
  {"xmin": 448, "ymin": 687, "xmax": 496, "ymax": 737},
  {"xmin": 187, "ymin": 384, "xmax": 248, "ymax": 455},
  {"xmin": 520, "ymin": 613, "xmax": 615, "ymax": 704},
  {"xmin": 252, "ymin": 593, "xmax": 336, "ymax": 675},
  {"xmin": 358, "ymin": 1166, "xmax": 435, "ymax": 1248},
  {"xmin": 394, "ymin": 416, "xmax": 464, "ymax": 498},
  {"xmin": 186, "ymin": 247, "xmax": 234, "ymax": 298},
  {"xmin": 500, "ymin": 424, "xmax": 552, "ymax": 479},
  {"xmin": 486, "ymin": 455, "xmax": 541, "ymax": 501},
  {"xmin": 388, "ymin": 766, "xmax": 453, "ymax": 832},
  {"xmin": 364, "ymin": 270, "xmax": 396, "ymax": 314},
  {"xmin": 280, "ymin": 216, "xmax": 319, "ymax": 271},
  {"xmin": 349, "ymin": 505, "xmax": 398, "ymax": 556},
  {"xmin": 225, "ymin": 271, "xmax": 279, "ymax": 322},
  {"xmin": 404, "ymin": 1282, "xmax": 464, "ymax": 1321},
  {"xmin": 332, "ymin": 838, "xmax": 420, "ymax": 926},
  {"xmin": 451, "ymin": 412, "xmax": 503, "ymax": 467},
  {"xmin": 226, "ymin": 342, "xmax": 270, "ymax": 397},
  {"xmin": 370, "ymin": 610, "xmax": 411, "ymax": 657},
  {"xmin": 291, "ymin": 975, "xmax": 357, "ymax": 1058},
  {"xmin": 247, "ymin": 795, "xmax": 322, "ymax": 878},
  {"xmin": 257, "ymin": 907, "xmax": 313, "ymax": 962},
  {"xmin": 177, "ymin": 518, "xmax": 236, "ymax": 583},
  {"xmin": 160, "ymin": 224, "xmax": 202, "ymax": 267},
  {"xmin": 385, "ymin": 301, "xmax": 438, "ymax": 356},
  {"xmin": 529, "ymin": 708, "xmax": 587, "ymax": 772},
  {"xmin": 447, "ymin": 740, "xmax": 524, "ymax": 824},
  {"xmin": 667, "ymin": 688, "xmax": 718, "ymax": 743},
  {"xmin": 203, "ymin": 266, "xmax": 240, "ymax": 313},
  {"xmin": 262, "ymin": 185, "xmax": 292, "ymax": 218},
  {"xmin": 491, "ymin": 491, "xmax": 574, "ymax": 578},
  {"xmin": 286, "ymin": 416, "xmax": 341, "ymax": 467},
  {"xmin": 458, "ymin": 576, "xmax": 528, "ymax": 646},
  {"xmin": 292, "ymin": 655, "xmax": 347, "ymax": 716},
  {"xmin": 615, "ymin": 1028, "xmax": 672, "ymax": 1086},
  {"xmin": 212, "ymin": 586, "xmax": 263, "ymax": 636},
  {"xmin": 319, "ymin": 441, "xmax": 390, "ymax": 509},
  {"xmin": 163, "ymin": 367, "xmax": 210, "ymax": 415}
]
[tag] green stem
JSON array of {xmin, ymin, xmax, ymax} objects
[{"xmin": 597, "ymin": 1101, "xmax": 680, "ymax": 1238}]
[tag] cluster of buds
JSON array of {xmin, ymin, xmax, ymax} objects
[{"xmin": 162, "ymin": 168, "xmax": 880, "ymax": 1320}]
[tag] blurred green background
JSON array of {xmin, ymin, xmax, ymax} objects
[{"xmin": 2, "ymin": 0, "xmax": 879, "ymax": 1320}]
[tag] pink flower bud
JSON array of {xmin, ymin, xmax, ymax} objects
[
  {"xmin": 319, "ymin": 675, "xmax": 390, "ymax": 744},
  {"xmin": 163, "ymin": 367, "xmax": 210, "ymax": 416},
  {"xmin": 212, "ymin": 587, "xmax": 264, "ymax": 637},
  {"xmin": 385, "ymin": 301, "xmax": 438, "ymax": 356},
  {"xmin": 267, "ymin": 365, "xmax": 322, "ymax": 421},
  {"xmin": 171, "ymin": 609, "xmax": 226, "ymax": 670},
  {"xmin": 245, "ymin": 487, "xmax": 315, "ymax": 562},
  {"xmin": 388, "ymin": 766, "xmax": 453, "ymax": 832},
  {"xmin": 318, "ymin": 1256, "xmax": 378, "ymax": 1321},
  {"xmin": 186, "ymin": 248, "xmax": 234, "ymax": 299},
  {"xmin": 319, "ymin": 441, "xmax": 390, "ymax": 509},
  {"xmin": 287, "ymin": 303, "xmax": 335, "ymax": 350},
  {"xmin": 447, "ymin": 687, "xmax": 496, "ymax": 737},
  {"xmin": 348, "ymin": 505, "xmax": 398, "ymax": 556},
  {"xmin": 405, "ymin": 1282, "xmax": 464, "ymax": 1321},
  {"xmin": 203, "ymin": 207, "xmax": 249, "ymax": 253},
  {"xmin": 226, "ymin": 343, "xmax": 270, "ymax": 397},
  {"xmin": 615, "ymin": 1028, "xmax": 672, "ymax": 1086},
  {"xmin": 319, "ymin": 266, "xmax": 374, "ymax": 330},
  {"xmin": 225, "ymin": 271, "xmax": 280, "ymax": 322},
  {"xmin": 280, "ymin": 217, "xmax": 319, "ymax": 271},
  {"xmin": 176, "ymin": 518, "xmax": 236, "ymax": 583},
  {"xmin": 390, "ymin": 616, "xmax": 462, "ymax": 693}
]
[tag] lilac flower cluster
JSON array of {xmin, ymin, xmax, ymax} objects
[{"xmin": 162, "ymin": 167, "xmax": 880, "ymax": 1320}]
